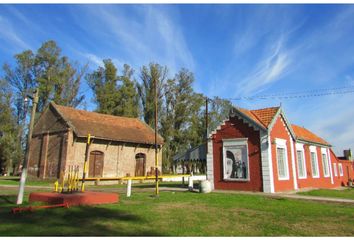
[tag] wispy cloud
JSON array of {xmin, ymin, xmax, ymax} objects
[
  {"xmin": 236, "ymin": 36, "xmax": 291, "ymax": 96},
  {"xmin": 0, "ymin": 14, "xmax": 31, "ymax": 51},
  {"xmin": 70, "ymin": 5, "xmax": 194, "ymax": 76}
]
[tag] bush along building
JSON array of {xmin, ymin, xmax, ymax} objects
[
  {"xmin": 28, "ymin": 102, "xmax": 163, "ymax": 179},
  {"xmin": 206, "ymin": 106, "xmax": 354, "ymax": 193}
]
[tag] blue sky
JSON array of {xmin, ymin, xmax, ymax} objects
[{"xmin": 1, "ymin": 4, "xmax": 354, "ymax": 154}]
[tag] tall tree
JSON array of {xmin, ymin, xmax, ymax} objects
[
  {"xmin": 137, "ymin": 63, "xmax": 167, "ymax": 129},
  {"xmin": 34, "ymin": 41, "xmax": 87, "ymax": 112},
  {"xmin": 86, "ymin": 59, "xmax": 120, "ymax": 115},
  {"xmin": 160, "ymin": 69, "xmax": 202, "ymax": 172},
  {"xmin": 87, "ymin": 61, "xmax": 139, "ymax": 117},
  {"xmin": 115, "ymin": 64, "xmax": 139, "ymax": 118},
  {"xmin": 208, "ymin": 96, "xmax": 233, "ymax": 133},
  {"xmin": 0, "ymin": 78, "xmax": 22, "ymax": 175},
  {"xmin": 3, "ymin": 40, "xmax": 87, "ymax": 114}
]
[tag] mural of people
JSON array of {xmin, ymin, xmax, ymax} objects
[
  {"xmin": 226, "ymin": 150, "xmax": 237, "ymax": 178},
  {"xmin": 224, "ymin": 145, "xmax": 248, "ymax": 180}
]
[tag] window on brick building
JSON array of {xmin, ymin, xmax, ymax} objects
[
  {"xmin": 339, "ymin": 163, "xmax": 344, "ymax": 176},
  {"xmin": 310, "ymin": 148, "xmax": 320, "ymax": 178},
  {"xmin": 321, "ymin": 153, "xmax": 330, "ymax": 177},
  {"xmin": 333, "ymin": 163, "xmax": 338, "ymax": 177},
  {"xmin": 297, "ymin": 150, "xmax": 306, "ymax": 179},
  {"xmin": 275, "ymin": 138, "xmax": 289, "ymax": 180}
]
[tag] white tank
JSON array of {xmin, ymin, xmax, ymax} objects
[{"xmin": 199, "ymin": 180, "xmax": 212, "ymax": 193}]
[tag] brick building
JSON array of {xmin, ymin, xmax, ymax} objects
[
  {"xmin": 28, "ymin": 102, "xmax": 163, "ymax": 179},
  {"xmin": 206, "ymin": 106, "xmax": 354, "ymax": 193}
]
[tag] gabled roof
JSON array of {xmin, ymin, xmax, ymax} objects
[
  {"xmin": 234, "ymin": 105, "xmax": 330, "ymax": 146},
  {"xmin": 235, "ymin": 106, "xmax": 280, "ymax": 129},
  {"xmin": 292, "ymin": 124, "xmax": 330, "ymax": 147},
  {"xmin": 50, "ymin": 102, "xmax": 163, "ymax": 145}
]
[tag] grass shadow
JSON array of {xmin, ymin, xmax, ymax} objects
[{"xmin": 0, "ymin": 202, "xmax": 162, "ymax": 236}]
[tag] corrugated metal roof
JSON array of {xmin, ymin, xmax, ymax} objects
[{"xmin": 173, "ymin": 144, "xmax": 206, "ymax": 161}]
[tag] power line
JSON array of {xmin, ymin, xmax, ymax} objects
[{"xmin": 225, "ymin": 86, "xmax": 354, "ymax": 101}]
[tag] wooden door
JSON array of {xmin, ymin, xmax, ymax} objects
[
  {"xmin": 89, "ymin": 151, "xmax": 104, "ymax": 177},
  {"xmin": 135, "ymin": 153, "xmax": 146, "ymax": 177}
]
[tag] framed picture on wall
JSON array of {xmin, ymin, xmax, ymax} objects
[{"xmin": 223, "ymin": 138, "xmax": 249, "ymax": 181}]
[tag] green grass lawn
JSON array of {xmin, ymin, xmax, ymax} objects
[
  {"xmin": 0, "ymin": 178, "xmax": 55, "ymax": 187},
  {"xmin": 0, "ymin": 189, "xmax": 353, "ymax": 236},
  {"xmin": 297, "ymin": 188, "xmax": 354, "ymax": 200}
]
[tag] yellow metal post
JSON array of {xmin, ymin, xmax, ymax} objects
[
  {"xmin": 54, "ymin": 180, "xmax": 58, "ymax": 192},
  {"xmin": 81, "ymin": 134, "xmax": 91, "ymax": 192}
]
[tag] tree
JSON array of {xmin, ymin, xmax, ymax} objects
[
  {"xmin": 208, "ymin": 96, "xmax": 233, "ymax": 134},
  {"xmin": 87, "ymin": 59, "xmax": 120, "ymax": 115},
  {"xmin": 3, "ymin": 40, "xmax": 87, "ymax": 114},
  {"xmin": 115, "ymin": 64, "xmax": 139, "ymax": 118},
  {"xmin": 160, "ymin": 69, "xmax": 202, "ymax": 172},
  {"xmin": 35, "ymin": 41, "xmax": 87, "ymax": 112},
  {"xmin": 137, "ymin": 63, "xmax": 167, "ymax": 129},
  {"xmin": 87, "ymin": 61, "xmax": 139, "ymax": 117},
  {"xmin": 0, "ymin": 78, "xmax": 22, "ymax": 175}
]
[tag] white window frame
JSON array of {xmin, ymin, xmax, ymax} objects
[
  {"xmin": 275, "ymin": 138, "xmax": 289, "ymax": 181},
  {"xmin": 296, "ymin": 143, "xmax": 307, "ymax": 179},
  {"xmin": 222, "ymin": 138, "xmax": 250, "ymax": 182},
  {"xmin": 321, "ymin": 148, "xmax": 330, "ymax": 178},
  {"xmin": 339, "ymin": 163, "xmax": 344, "ymax": 176},
  {"xmin": 333, "ymin": 163, "xmax": 338, "ymax": 177},
  {"xmin": 309, "ymin": 146, "xmax": 320, "ymax": 178}
]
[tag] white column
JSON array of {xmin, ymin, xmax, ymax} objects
[
  {"xmin": 267, "ymin": 136, "xmax": 275, "ymax": 193},
  {"xmin": 206, "ymin": 138, "xmax": 214, "ymax": 190},
  {"xmin": 127, "ymin": 179, "xmax": 132, "ymax": 197},
  {"xmin": 188, "ymin": 176, "xmax": 194, "ymax": 191},
  {"xmin": 260, "ymin": 132, "xmax": 274, "ymax": 193},
  {"xmin": 289, "ymin": 136, "xmax": 298, "ymax": 190},
  {"xmin": 327, "ymin": 148, "xmax": 334, "ymax": 184}
]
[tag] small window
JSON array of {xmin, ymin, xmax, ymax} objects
[
  {"xmin": 333, "ymin": 163, "xmax": 338, "ymax": 177},
  {"xmin": 339, "ymin": 163, "xmax": 343, "ymax": 176},
  {"xmin": 310, "ymin": 149, "xmax": 320, "ymax": 178},
  {"xmin": 297, "ymin": 150, "xmax": 306, "ymax": 179},
  {"xmin": 322, "ymin": 153, "xmax": 330, "ymax": 177}
]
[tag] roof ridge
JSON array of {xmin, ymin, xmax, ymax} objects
[{"xmin": 54, "ymin": 103, "xmax": 140, "ymax": 121}]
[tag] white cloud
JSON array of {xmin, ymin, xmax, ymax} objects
[
  {"xmin": 71, "ymin": 5, "xmax": 194, "ymax": 77},
  {"xmin": 0, "ymin": 14, "xmax": 31, "ymax": 51},
  {"xmin": 235, "ymin": 36, "xmax": 291, "ymax": 96}
]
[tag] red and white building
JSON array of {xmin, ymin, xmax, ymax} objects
[{"xmin": 206, "ymin": 106, "xmax": 354, "ymax": 193}]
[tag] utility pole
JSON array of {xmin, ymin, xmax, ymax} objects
[
  {"xmin": 17, "ymin": 88, "xmax": 39, "ymax": 205},
  {"xmin": 154, "ymin": 75, "xmax": 159, "ymax": 196},
  {"xmin": 205, "ymin": 97, "xmax": 208, "ymax": 142},
  {"xmin": 205, "ymin": 97, "xmax": 209, "ymax": 175}
]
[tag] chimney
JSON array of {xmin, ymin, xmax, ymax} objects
[{"xmin": 343, "ymin": 149, "xmax": 352, "ymax": 161}]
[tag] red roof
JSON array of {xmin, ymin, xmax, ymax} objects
[
  {"xmin": 51, "ymin": 103, "xmax": 163, "ymax": 145},
  {"xmin": 235, "ymin": 106, "xmax": 330, "ymax": 146},
  {"xmin": 292, "ymin": 124, "xmax": 330, "ymax": 146},
  {"xmin": 237, "ymin": 107, "xmax": 280, "ymax": 128}
]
